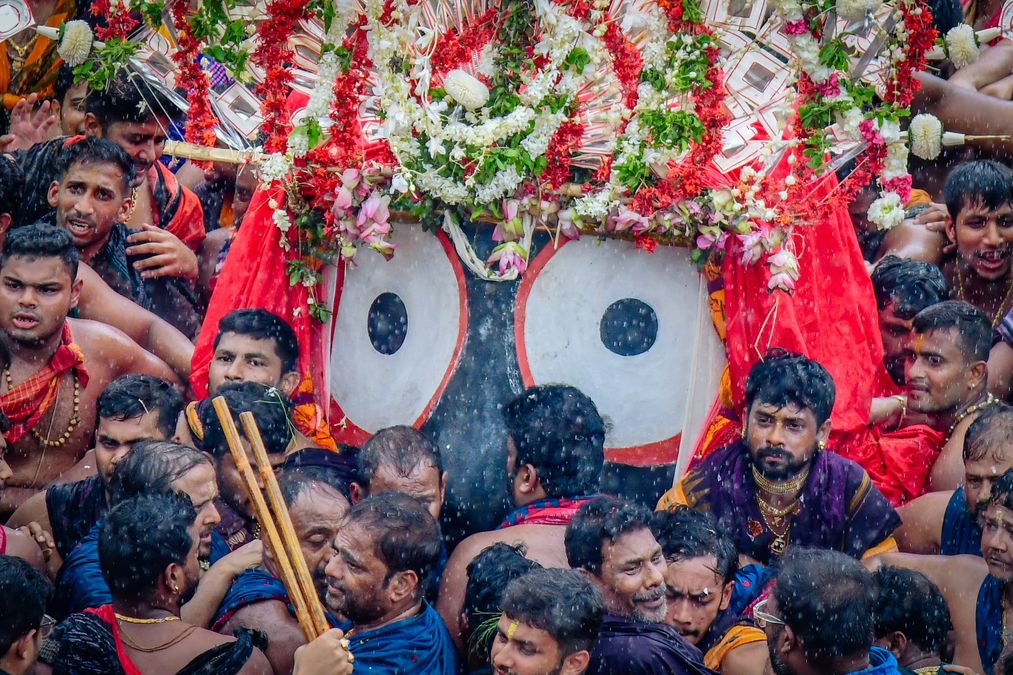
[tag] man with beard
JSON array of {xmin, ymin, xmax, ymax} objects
[
  {"xmin": 489, "ymin": 568, "xmax": 604, "ymax": 675},
  {"xmin": 565, "ymin": 496, "xmax": 712, "ymax": 675},
  {"xmin": 871, "ymin": 256, "xmax": 949, "ymax": 387},
  {"xmin": 7, "ymin": 374, "xmax": 182, "ymax": 571},
  {"xmin": 756, "ymin": 548, "xmax": 902, "ymax": 675},
  {"xmin": 0, "ymin": 224, "xmax": 178, "ymax": 515},
  {"xmin": 184, "ymin": 308, "xmax": 335, "ymax": 452},
  {"xmin": 658, "ymin": 352, "xmax": 900, "ymax": 565},
  {"xmin": 40, "ymin": 492, "xmax": 271, "ymax": 675},
  {"xmin": 324, "ymin": 492, "xmax": 457, "ymax": 673},
  {"xmin": 904, "ymin": 301, "xmax": 998, "ymax": 492},
  {"xmin": 439, "ymin": 385, "xmax": 605, "ymax": 649},
  {"xmin": 651, "ymin": 508, "xmax": 767, "ymax": 674},
  {"xmin": 895, "ymin": 403, "xmax": 1013, "ymax": 555},
  {"xmin": 54, "ymin": 441, "xmax": 259, "ymax": 624},
  {"xmin": 201, "ymin": 383, "xmax": 299, "ymax": 553},
  {"xmin": 867, "ymin": 468, "xmax": 1013, "ymax": 673},
  {"xmin": 46, "ymin": 136, "xmax": 202, "ymax": 337},
  {"xmin": 213, "ymin": 468, "xmax": 351, "ymax": 675}
]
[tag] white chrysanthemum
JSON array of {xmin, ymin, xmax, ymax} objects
[
  {"xmin": 258, "ymin": 153, "xmax": 292, "ymax": 184},
  {"xmin": 908, "ymin": 113, "xmax": 943, "ymax": 160},
  {"xmin": 945, "ymin": 24, "xmax": 979, "ymax": 69},
  {"xmin": 836, "ymin": 0, "xmax": 882, "ymax": 21},
  {"xmin": 59, "ymin": 20, "xmax": 93, "ymax": 67},
  {"xmin": 867, "ymin": 192, "xmax": 905, "ymax": 230},
  {"xmin": 443, "ymin": 69, "xmax": 490, "ymax": 111}
]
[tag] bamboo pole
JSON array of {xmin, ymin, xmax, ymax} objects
[
  {"xmin": 239, "ymin": 411, "xmax": 331, "ymax": 637},
  {"xmin": 162, "ymin": 141, "xmax": 256, "ymax": 165},
  {"xmin": 211, "ymin": 397, "xmax": 319, "ymax": 641}
]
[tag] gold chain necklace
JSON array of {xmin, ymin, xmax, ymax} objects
[
  {"xmin": 756, "ymin": 501, "xmax": 792, "ymax": 556},
  {"xmin": 949, "ymin": 392, "xmax": 997, "ymax": 434},
  {"xmin": 119, "ymin": 625, "xmax": 198, "ymax": 653},
  {"xmin": 957, "ymin": 261, "xmax": 1013, "ymax": 329},
  {"xmin": 6, "ymin": 34, "xmax": 37, "ymax": 61},
  {"xmin": 4, "ymin": 368, "xmax": 82, "ymax": 448},
  {"xmin": 115, "ymin": 613, "xmax": 181, "ymax": 625},
  {"xmin": 124, "ymin": 186, "xmax": 139, "ymax": 224},
  {"xmin": 756, "ymin": 494, "xmax": 801, "ymax": 520},
  {"xmin": 751, "ymin": 463, "xmax": 811, "ymax": 496}
]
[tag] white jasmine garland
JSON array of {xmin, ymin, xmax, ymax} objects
[
  {"xmin": 304, "ymin": 51, "xmax": 341, "ymax": 119},
  {"xmin": 945, "ymin": 24, "xmax": 979, "ymax": 69},
  {"xmin": 867, "ymin": 192, "xmax": 905, "ymax": 230},
  {"xmin": 882, "ymin": 143, "xmax": 909, "ymax": 179},
  {"xmin": 58, "ymin": 20, "xmax": 93, "ymax": 67},
  {"xmin": 257, "ymin": 153, "xmax": 292, "ymax": 185},
  {"xmin": 521, "ymin": 111, "xmax": 567, "ymax": 158},
  {"xmin": 286, "ymin": 129, "xmax": 310, "ymax": 158},
  {"xmin": 474, "ymin": 165, "xmax": 523, "ymax": 204},
  {"xmin": 908, "ymin": 113, "xmax": 943, "ymax": 159}
]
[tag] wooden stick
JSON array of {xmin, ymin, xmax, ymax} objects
[
  {"xmin": 211, "ymin": 397, "xmax": 319, "ymax": 641},
  {"xmin": 162, "ymin": 141, "xmax": 256, "ymax": 165},
  {"xmin": 239, "ymin": 411, "xmax": 331, "ymax": 637}
]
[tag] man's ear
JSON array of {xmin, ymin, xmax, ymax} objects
[
  {"xmin": 70, "ymin": 275, "xmax": 83, "ymax": 310},
  {"xmin": 84, "ymin": 112, "xmax": 102, "ymax": 137},
  {"xmin": 387, "ymin": 570, "xmax": 419, "ymax": 604},
  {"xmin": 518, "ymin": 463, "xmax": 539, "ymax": 495},
  {"xmin": 719, "ymin": 580, "xmax": 734, "ymax": 612},
  {"xmin": 561, "ymin": 650, "xmax": 591, "ymax": 674},
  {"xmin": 877, "ymin": 631, "xmax": 907, "ymax": 660},
  {"xmin": 279, "ymin": 371, "xmax": 300, "ymax": 397},
  {"xmin": 971, "ymin": 361, "xmax": 988, "ymax": 390},
  {"xmin": 439, "ymin": 472, "xmax": 448, "ymax": 507},
  {"xmin": 117, "ymin": 190, "xmax": 133, "ymax": 223},
  {"xmin": 14, "ymin": 628, "xmax": 37, "ymax": 660},
  {"xmin": 944, "ymin": 216, "xmax": 957, "ymax": 244},
  {"xmin": 816, "ymin": 418, "xmax": 832, "ymax": 446},
  {"xmin": 349, "ymin": 482, "xmax": 365, "ymax": 505},
  {"xmin": 47, "ymin": 180, "xmax": 60, "ymax": 208}
]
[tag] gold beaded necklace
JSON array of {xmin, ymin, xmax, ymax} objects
[
  {"xmin": 751, "ymin": 464, "xmax": 811, "ymax": 496},
  {"xmin": 957, "ymin": 262, "xmax": 1013, "ymax": 329},
  {"xmin": 949, "ymin": 392, "xmax": 997, "ymax": 435}
]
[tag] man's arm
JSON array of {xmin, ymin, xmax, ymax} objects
[
  {"xmin": 436, "ymin": 531, "xmax": 497, "ymax": 653},
  {"xmin": 3, "ymin": 527, "xmax": 46, "ymax": 573},
  {"xmin": 181, "ymin": 540, "xmax": 262, "ymax": 628},
  {"xmin": 223, "ymin": 601, "xmax": 307, "ymax": 675},
  {"xmin": 6, "ymin": 489, "xmax": 51, "ymax": 533},
  {"xmin": 75, "ymin": 264, "xmax": 193, "ymax": 382},
  {"xmin": 988, "ymin": 341, "xmax": 1013, "ymax": 401},
  {"xmin": 914, "ymin": 72, "xmax": 1013, "ymax": 156},
  {"xmin": 948, "ymin": 39, "xmax": 1013, "ymax": 92},
  {"xmin": 73, "ymin": 319, "xmax": 182, "ymax": 387},
  {"xmin": 894, "ymin": 490, "xmax": 952, "ymax": 554}
]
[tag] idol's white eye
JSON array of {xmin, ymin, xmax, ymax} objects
[
  {"xmin": 515, "ymin": 238, "xmax": 723, "ymax": 466},
  {"xmin": 327, "ymin": 225, "xmax": 467, "ymax": 445}
]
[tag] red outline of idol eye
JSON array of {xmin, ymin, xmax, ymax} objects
[
  {"xmin": 326, "ymin": 230, "xmax": 468, "ymax": 446},
  {"xmin": 514, "ymin": 239, "xmax": 683, "ymax": 467}
]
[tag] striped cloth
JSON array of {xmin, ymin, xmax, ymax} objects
[{"xmin": 1, "ymin": 323, "xmax": 89, "ymax": 444}]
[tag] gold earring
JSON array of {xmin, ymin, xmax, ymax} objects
[
  {"xmin": 172, "ymin": 584, "xmax": 179, "ymax": 594},
  {"xmin": 817, "ymin": 441, "xmax": 826, "ymax": 451}
]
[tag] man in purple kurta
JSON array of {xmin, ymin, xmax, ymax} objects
[{"xmin": 657, "ymin": 352, "xmax": 901, "ymax": 566}]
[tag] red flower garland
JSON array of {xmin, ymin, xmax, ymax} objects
[
  {"xmin": 170, "ymin": 0, "xmax": 217, "ymax": 160},
  {"xmin": 542, "ymin": 121, "xmax": 585, "ymax": 189},
  {"xmin": 884, "ymin": 4, "xmax": 937, "ymax": 106},
  {"xmin": 430, "ymin": 8, "xmax": 499, "ymax": 76},
  {"xmin": 252, "ymin": 0, "xmax": 312, "ymax": 153},
  {"xmin": 91, "ymin": 0, "xmax": 137, "ymax": 41}
]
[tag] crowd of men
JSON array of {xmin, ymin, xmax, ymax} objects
[{"xmin": 1, "ymin": 0, "xmax": 1013, "ymax": 669}]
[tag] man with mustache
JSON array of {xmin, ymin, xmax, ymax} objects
[
  {"xmin": 46, "ymin": 136, "xmax": 201, "ymax": 337},
  {"xmin": 902, "ymin": 301, "xmax": 996, "ymax": 491},
  {"xmin": 658, "ymin": 351, "xmax": 900, "ymax": 566},
  {"xmin": 895, "ymin": 403, "xmax": 1013, "ymax": 555},
  {"xmin": 42, "ymin": 492, "xmax": 271, "ymax": 675},
  {"xmin": 489, "ymin": 568, "xmax": 604, "ymax": 675},
  {"xmin": 324, "ymin": 492, "xmax": 457, "ymax": 673},
  {"xmin": 565, "ymin": 496, "xmax": 712, "ymax": 675},
  {"xmin": 868, "ymin": 468, "xmax": 1013, "ymax": 674},
  {"xmin": 651, "ymin": 508, "xmax": 767, "ymax": 674},
  {"xmin": 212, "ymin": 468, "xmax": 351, "ymax": 675},
  {"xmin": 0, "ymin": 225, "xmax": 178, "ymax": 516}
]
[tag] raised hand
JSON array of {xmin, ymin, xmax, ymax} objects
[
  {"xmin": 126, "ymin": 224, "xmax": 200, "ymax": 282},
  {"xmin": 6, "ymin": 94, "xmax": 58, "ymax": 151}
]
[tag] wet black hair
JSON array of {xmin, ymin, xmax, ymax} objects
[
  {"xmin": 54, "ymin": 63, "xmax": 77, "ymax": 105},
  {"xmin": 773, "ymin": 548, "xmax": 877, "ymax": 667},
  {"xmin": 0, "ymin": 555, "xmax": 52, "ymax": 655},
  {"xmin": 97, "ymin": 375, "xmax": 184, "ymax": 440},
  {"xmin": 201, "ymin": 382, "xmax": 294, "ymax": 458},
  {"xmin": 871, "ymin": 256, "xmax": 949, "ymax": 319},
  {"xmin": 651, "ymin": 507, "xmax": 738, "ymax": 584},
  {"xmin": 108, "ymin": 440, "xmax": 211, "ymax": 506},
  {"xmin": 503, "ymin": 385, "xmax": 605, "ymax": 499},
  {"xmin": 357, "ymin": 425, "xmax": 442, "ymax": 491},
  {"xmin": 278, "ymin": 466, "xmax": 351, "ymax": 509},
  {"xmin": 744, "ymin": 351, "xmax": 836, "ymax": 426},
  {"xmin": 215, "ymin": 308, "xmax": 299, "ymax": 374},
  {"xmin": 344, "ymin": 492, "xmax": 442, "ymax": 596},
  {"xmin": 85, "ymin": 68, "xmax": 176, "ymax": 129},
  {"xmin": 943, "ymin": 159, "xmax": 1013, "ymax": 222},
  {"xmin": 565, "ymin": 496, "xmax": 653, "ymax": 576},
  {"xmin": 54, "ymin": 136, "xmax": 135, "ymax": 193},
  {"xmin": 463, "ymin": 543, "xmax": 541, "ymax": 663},
  {"xmin": 964, "ymin": 402, "xmax": 1013, "ymax": 463},
  {"xmin": 0, "ymin": 222, "xmax": 79, "ymax": 280},
  {"xmin": 873, "ymin": 566, "xmax": 951, "ymax": 655},
  {"xmin": 911, "ymin": 300, "xmax": 992, "ymax": 363},
  {"xmin": 100, "ymin": 492, "xmax": 195, "ymax": 601},
  {"xmin": 500, "ymin": 568, "xmax": 605, "ymax": 656},
  {"xmin": 989, "ymin": 468, "xmax": 1013, "ymax": 511},
  {"xmin": 0, "ymin": 157, "xmax": 25, "ymax": 222}
]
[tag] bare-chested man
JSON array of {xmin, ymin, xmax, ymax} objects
[
  {"xmin": 0, "ymin": 224, "xmax": 178, "ymax": 514},
  {"xmin": 437, "ymin": 384, "xmax": 605, "ymax": 651},
  {"xmin": 896, "ymin": 402, "xmax": 1013, "ymax": 556},
  {"xmin": 903, "ymin": 301, "xmax": 998, "ymax": 490},
  {"xmin": 870, "ymin": 467, "xmax": 1013, "ymax": 674}
]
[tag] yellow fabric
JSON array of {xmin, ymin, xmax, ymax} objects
[
  {"xmin": 861, "ymin": 536, "xmax": 899, "ymax": 560},
  {"xmin": 905, "ymin": 189, "xmax": 932, "ymax": 209},
  {"xmin": 185, "ymin": 401, "xmax": 205, "ymax": 442},
  {"xmin": 704, "ymin": 625, "xmax": 767, "ymax": 670},
  {"xmin": 656, "ymin": 481, "xmax": 690, "ymax": 511}
]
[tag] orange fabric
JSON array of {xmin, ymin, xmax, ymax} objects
[
  {"xmin": 0, "ymin": 0, "xmax": 74, "ymax": 109},
  {"xmin": 1, "ymin": 323, "xmax": 89, "ymax": 444},
  {"xmin": 861, "ymin": 536, "xmax": 899, "ymax": 559},
  {"xmin": 703, "ymin": 625, "xmax": 766, "ymax": 670},
  {"xmin": 150, "ymin": 163, "xmax": 206, "ymax": 251},
  {"xmin": 905, "ymin": 189, "xmax": 932, "ymax": 209},
  {"xmin": 291, "ymin": 375, "xmax": 336, "ymax": 451}
]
